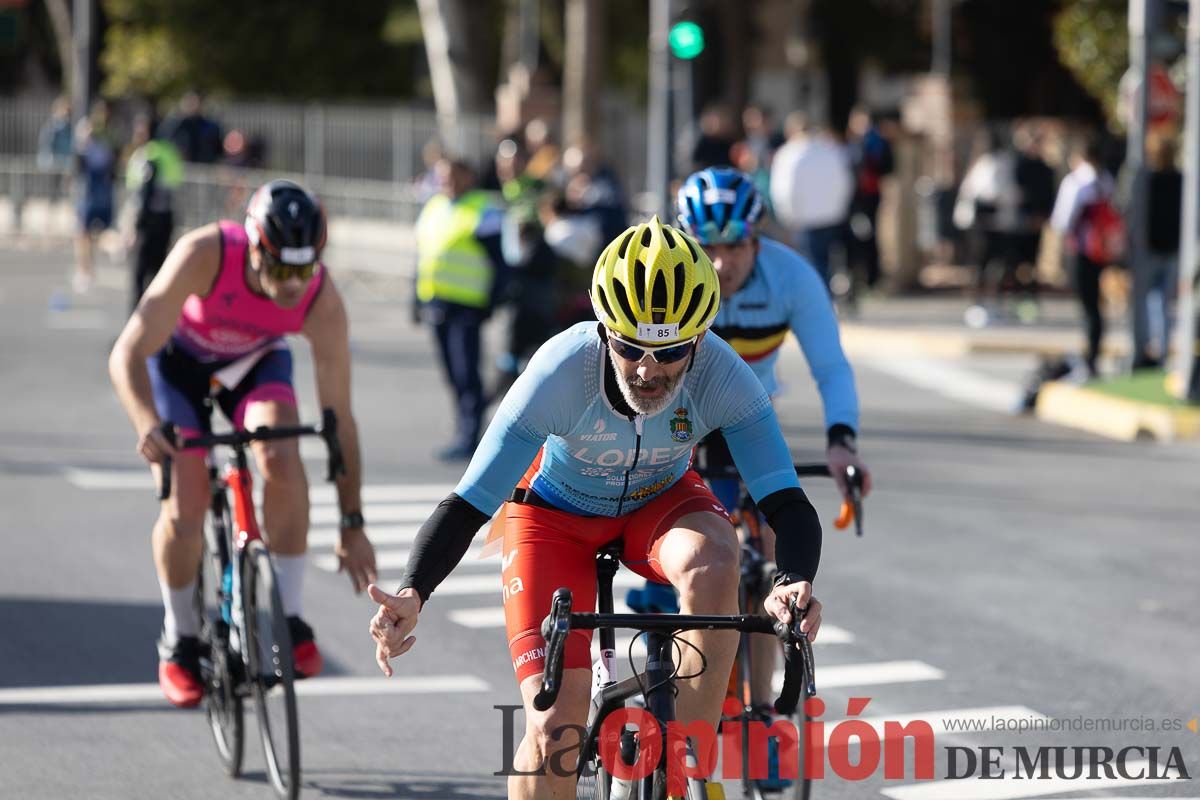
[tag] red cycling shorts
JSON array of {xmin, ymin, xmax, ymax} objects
[{"xmin": 501, "ymin": 456, "xmax": 731, "ymax": 684}]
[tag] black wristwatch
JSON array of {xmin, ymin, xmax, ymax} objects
[{"xmin": 339, "ymin": 510, "xmax": 365, "ymax": 530}]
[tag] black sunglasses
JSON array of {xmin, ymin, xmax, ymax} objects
[{"xmin": 608, "ymin": 333, "xmax": 698, "ymax": 365}]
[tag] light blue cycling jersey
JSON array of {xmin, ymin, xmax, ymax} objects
[
  {"xmin": 711, "ymin": 236, "xmax": 858, "ymax": 430},
  {"xmin": 455, "ymin": 322, "xmax": 801, "ymax": 518}
]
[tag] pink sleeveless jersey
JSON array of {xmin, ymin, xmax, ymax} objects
[{"xmin": 173, "ymin": 221, "xmax": 324, "ymax": 361}]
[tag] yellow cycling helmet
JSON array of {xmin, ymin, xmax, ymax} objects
[{"xmin": 591, "ymin": 215, "xmax": 720, "ymax": 345}]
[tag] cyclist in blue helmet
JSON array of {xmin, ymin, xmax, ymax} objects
[
  {"xmin": 676, "ymin": 167, "xmax": 766, "ymax": 246},
  {"xmin": 626, "ymin": 165, "xmax": 872, "ymax": 791}
]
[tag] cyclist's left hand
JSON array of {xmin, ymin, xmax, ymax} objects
[
  {"xmin": 827, "ymin": 444, "xmax": 873, "ymax": 500},
  {"xmin": 765, "ymin": 580, "xmax": 822, "ymax": 642},
  {"xmin": 335, "ymin": 527, "xmax": 377, "ymax": 594}
]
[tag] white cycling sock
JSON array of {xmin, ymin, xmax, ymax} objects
[
  {"xmin": 160, "ymin": 578, "xmax": 199, "ymax": 644},
  {"xmin": 272, "ymin": 554, "xmax": 306, "ymax": 619}
]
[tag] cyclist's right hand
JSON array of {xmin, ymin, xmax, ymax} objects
[
  {"xmin": 367, "ymin": 584, "xmax": 420, "ymax": 677},
  {"xmin": 138, "ymin": 423, "xmax": 177, "ymax": 465}
]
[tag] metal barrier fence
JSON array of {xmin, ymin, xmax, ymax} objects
[
  {"xmin": 0, "ymin": 96, "xmax": 648, "ymax": 192},
  {"xmin": 0, "ymin": 156, "xmax": 422, "ymax": 234}
]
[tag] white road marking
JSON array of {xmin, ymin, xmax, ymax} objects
[
  {"xmin": 0, "ymin": 674, "xmax": 489, "ymax": 707},
  {"xmin": 771, "ymin": 659, "xmax": 944, "ymax": 691},
  {"xmin": 306, "ymin": 525, "xmax": 423, "ymax": 547},
  {"xmin": 448, "ymin": 601, "xmax": 637, "ymax": 629},
  {"xmin": 310, "ymin": 503, "xmax": 433, "ymax": 525},
  {"xmin": 881, "ymin": 762, "xmax": 1189, "ymax": 800},
  {"xmin": 64, "ymin": 467, "xmax": 149, "ymax": 490},
  {"xmin": 860, "ymin": 355, "xmax": 1022, "ymax": 414},
  {"xmin": 313, "ymin": 545, "xmax": 486, "ymax": 572}
]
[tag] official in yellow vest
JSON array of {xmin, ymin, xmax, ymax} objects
[
  {"xmin": 125, "ymin": 114, "xmax": 185, "ymax": 311},
  {"xmin": 415, "ymin": 158, "xmax": 507, "ymax": 461}
]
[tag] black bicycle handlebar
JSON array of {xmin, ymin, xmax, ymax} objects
[
  {"xmin": 534, "ymin": 588, "xmax": 815, "ymax": 714},
  {"xmin": 773, "ymin": 597, "xmax": 816, "ymax": 715},
  {"xmin": 156, "ymin": 407, "xmax": 346, "ymax": 500}
]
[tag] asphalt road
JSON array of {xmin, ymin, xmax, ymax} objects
[{"xmin": 1, "ymin": 244, "xmax": 1197, "ymax": 800}]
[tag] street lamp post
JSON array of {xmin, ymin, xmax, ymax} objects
[{"xmin": 647, "ymin": 0, "xmax": 674, "ymax": 219}]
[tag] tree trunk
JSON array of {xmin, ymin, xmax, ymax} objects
[
  {"xmin": 562, "ymin": 0, "xmax": 604, "ymax": 147},
  {"xmin": 416, "ymin": 0, "xmax": 490, "ymax": 147},
  {"xmin": 43, "ymin": 0, "xmax": 73, "ymax": 94}
]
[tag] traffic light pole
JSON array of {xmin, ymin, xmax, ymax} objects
[{"xmin": 648, "ymin": 0, "xmax": 674, "ymax": 219}]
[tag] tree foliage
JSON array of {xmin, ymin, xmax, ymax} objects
[
  {"xmin": 1053, "ymin": 0, "xmax": 1128, "ymax": 127},
  {"xmin": 100, "ymin": 0, "xmax": 421, "ymax": 100}
]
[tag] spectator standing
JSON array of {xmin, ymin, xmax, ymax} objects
[
  {"xmin": 845, "ymin": 106, "xmax": 895, "ymax": 290},
  {"xmin": 953, "ymin": 127, "xmax": 1022, "ymax": 327},
  {"xmin": 37, "ymin": 97, "xmax": 74, "ymax": 171},
  {"xmin": 1133, "ymin": 134, "xmax": 1182, "ymax": 368},
  {"xmin": 1051, "ymin": 136, "xmax": 1118, "ymax": 378},
  {"xmin": 562, "ymin": 139, "xmax": 628, "ymax": 245},
  {"xmin": 160, "ymin": 91, "xmax": 224, "ymax": 164},
  {"xmin": 414, "ymin": 158, "xmax": 507, "ymax": 461},
  {"xmin": 690, "ymin": 105, "xmax": 738, "ymax": 171},
  {"xmin": 73, "ymin": 99, "xmax": 121, "ymax": 294},
  {"xmin": 769, "ymin": 112, "xmax": 854, "ymax": 290},
  {"xmin": 124, "ymin": 114, "xmax": 184, "ymax": 312},
  {"xmin": 1012, "ymin": 122, "xmax": 1057, "ymax": 322}
]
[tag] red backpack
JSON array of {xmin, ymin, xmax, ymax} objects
[{"xmin": 1079, "ymin": 195, "xmax": 1126, "ymax": 265}]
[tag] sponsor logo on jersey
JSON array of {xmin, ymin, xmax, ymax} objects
[
  {"xmin": 628, "ymin": 474, "xmax": 674, "ymax": 502},
  {"xmin": 580, "ymin": 421, "xmax": 620, "ymax": 443},
  {"xmin": 669, "ymin": 407, "xmax": 694, "ymax": 443}
]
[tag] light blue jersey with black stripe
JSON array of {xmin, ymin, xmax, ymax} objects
[
  {"xmin": 455, "ymin": 322, "xmax": 801, "ymax": 517},
  {"xmin": 711, "ymin": 236, "xmax": 859, "ymax": 431}
]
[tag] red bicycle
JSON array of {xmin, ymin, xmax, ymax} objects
[{"xmin": 159, "ymin": 409, "xmax": 344, "ymax": 800}]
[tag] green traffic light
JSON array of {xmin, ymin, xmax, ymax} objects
[{"xmin": 668, "ymin": 21, "xmax": 705, "ymax": 60}]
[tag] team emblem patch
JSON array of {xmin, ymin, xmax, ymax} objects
[{"xmin": 669, "ymin": 407, "xmax": 693, "ymax": 443}]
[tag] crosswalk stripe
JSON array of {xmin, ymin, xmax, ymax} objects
[
  {"xmin": 881, "ymin": 761, "xmax": 1188, "ymax": 800},
  {"xmin": 430, "ymin": 571, "xmax": 647, "ymax": 598},
  {"xmin": 447, "ymin": 601, "xmax": 638, "ymax": 629},
  {"xmin": 0, "ymin": 674, "xmax": 489, "ymax": 707},
  {"xmin": 307, "ymin": 484, "xmax": 455, "ymax": 503},
  {"xmin": 310, "ymin": 503, "xmax": 433, "ymax": 525},
  {"xmin": 771, "ymin": 659, "xmax": 944, "ymax": 691},
  {"xmin": 312, "ymin": 546, "xmax": 488, "ymax": 572},
  {"xmin": 307, "ymin": 525, "xmax": 423, "ymax": 547},
  {"xmin": 64, "ymin": 468, "xmax": 150, "ymax": 490}
]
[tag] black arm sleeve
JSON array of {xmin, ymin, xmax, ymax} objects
[
  {"xmin": 757, "ymin": 486, "xmax": 822, "ymax": 584},
  {"xmin": 397, "ymin": 492, "xmax": 491, "ymax": 605}
]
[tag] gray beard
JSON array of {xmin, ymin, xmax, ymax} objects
[{"xmin": 614, "ymin": 367, "xmax": 685, "ymax": 416}]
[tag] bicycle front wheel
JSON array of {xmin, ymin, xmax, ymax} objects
[
  {"xmin": 244, "ymin": 540, "xmax": 300, "ymax": 800},
  {"xmin": 197, "ymin": 525, "xmax": 244, "ymax": 777}
]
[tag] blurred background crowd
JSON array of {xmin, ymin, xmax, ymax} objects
[{"xmin": 1, "ymin": 0, "xmax": 1197, "ymax": 398}]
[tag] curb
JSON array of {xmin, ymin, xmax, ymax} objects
[{"xmin": 1034, "ymin": 381, "xmax": 1200, "ymax": 442}]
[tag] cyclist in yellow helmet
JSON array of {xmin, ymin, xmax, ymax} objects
[{"xmin": 370, "ymin": 216, "xmax": 826, "ymax": 798}]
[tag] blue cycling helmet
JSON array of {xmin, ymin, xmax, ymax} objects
[{"xmin": 676, "ymin": 167, "xmax": 764, "ymax": 245}]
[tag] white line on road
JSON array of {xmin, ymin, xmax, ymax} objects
[
  {"xmin": 771, "ymin": 659, "xmax": 944, "ymax": 691},
  {"xmin": 860, "ymin": 355, "xmax": 1022, "ymax": 414},
  {"xmin": 307, "ymin": 525, "xmax": 423, "ymax": 547},
  {"xmin": 448, "ymin": 601, "xmax": 637, "ymax": 629},
  {"xmin": 64, "ymin": 467, "xmax": 150, "ymax": 490},
  {"xmin": 313, "ymin": 546, "xmax": 487, "ymax": 572},
  {"xmin": 0, "ymin": 674, "xmax": 489, "ymax": 707},
  {"xmin": 310, "ymin": 503, "xmax": 434, "ymax": 525},
  {"xmin": 881, "ymin": 762, "xmax": 1188, "ymax": 800}
]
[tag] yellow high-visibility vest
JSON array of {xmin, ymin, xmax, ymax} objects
[{"xmin": 415, "ymin": 191, "xmax": 495, "ymax": 308}]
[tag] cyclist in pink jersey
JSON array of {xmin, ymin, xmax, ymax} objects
[{"xmin": 109, "ymin": 180, "xmax": 377, "ymax": 707}]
